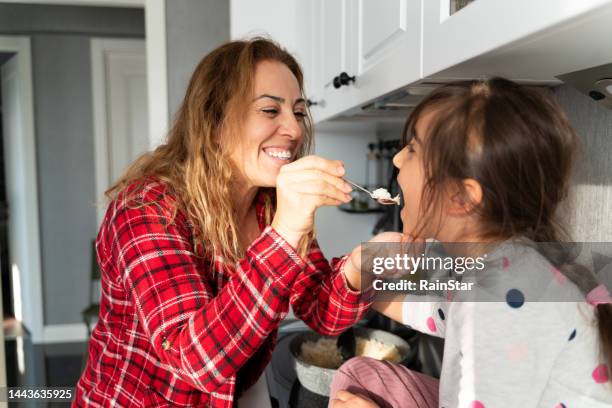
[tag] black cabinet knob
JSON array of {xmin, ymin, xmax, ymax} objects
[{"xmin": 333, "ymin": 72, "xmax": 356, "ymax": 89}]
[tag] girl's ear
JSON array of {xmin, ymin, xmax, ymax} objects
[{"xmin": 447, "ymin": 178, "xmax": 483, "ymax": 215}]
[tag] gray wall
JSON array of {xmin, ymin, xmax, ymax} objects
[
  {"xmin": 0, "ymin": 4, "xmax": 145, "ymax": 326},
  {"xmin": 554, "ymin": 85, "xmax": 612, "ymax": 241},
  {"xmin": 165, "ymin": 0, "xmax": 230, "ymax": 118}
]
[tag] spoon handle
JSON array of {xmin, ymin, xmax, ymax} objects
[{"xmin": 344, "ymin": 179, "xmax": 373, "ymax": 196}]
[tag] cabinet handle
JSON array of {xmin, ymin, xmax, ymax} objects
[
  {"xmin": 333, "ymin": 72, "xmax": 356, "ymax": 89},
  {"xmin": 306, "ymin": 99, "xmax": 325, "ymax": 108}
]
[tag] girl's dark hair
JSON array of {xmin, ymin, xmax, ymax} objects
[{"xmin": 402, "ymin": 77, "xmax": 612, "ymax": 377}]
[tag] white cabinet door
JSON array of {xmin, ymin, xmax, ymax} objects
[
  {"xmin": 306, "ymin": 0, "xmax": 355, "ymax": 123},
  {"xmin": 308, "ymin": 0, "xmax": 421, "ymax": 123},
  {"xmin": 423, "ymin": 0, "xmax": 612, "ymax": 80},
  {"xmin": 352, "ymin": 0, "xmax": 421, "ymax": 106}
]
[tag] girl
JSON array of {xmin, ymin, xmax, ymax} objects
[
  {"xmin": 330, "ymin": 78, "xmax": 612, "ymax": 408},
  {"xmin": 74, "ymin": 38, "xmax": 378, "ymax": 407}
]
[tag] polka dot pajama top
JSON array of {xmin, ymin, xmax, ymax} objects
[{"xmin": 401, "ymin": 241, "xmax": 612, "ymax": 407}]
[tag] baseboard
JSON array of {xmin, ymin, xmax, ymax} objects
[{"xmin": 41, "ymin": 323, "xmax": 89, "ymax": 344}]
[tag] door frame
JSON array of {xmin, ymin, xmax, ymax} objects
[{"xmin": 0, "ymin": 36, "xmax": 44, "ymax": 344}]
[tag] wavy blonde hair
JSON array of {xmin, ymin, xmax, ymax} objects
[{"xmin": 105, "ymin": 37, "xmax": 314, "ymax": 264}]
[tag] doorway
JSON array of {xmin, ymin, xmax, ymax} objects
[{"xmin": 0, "ymin": 37, "xmax": 45, "ymax": 389}]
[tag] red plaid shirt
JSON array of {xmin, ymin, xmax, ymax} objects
[{"xmin": 73, "ymin": 179, "xmax": 371, "ymax": 407}]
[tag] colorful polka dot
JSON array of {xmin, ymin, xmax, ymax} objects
[
  {"xmin": 426, "ymin": 316, "xmax": 437, "ymax": 332},
  {"xmin": 568, "ymin": 329, "xmax": 576, "ymax": 341},
  {"xmin": 506, "ymin": 289, "xmax": 525, "ymax": 308},
  {"xmin": 507, "ymin": 342, "xmax": 529, "ymax": 361},
  {"xmin": 469, "ymin": 401, "xmax": 485, "ymax": 408},
  {"xmin": 592, "ymin": 363, "xmax": 609, "ymax": 384},
  {"xmin": 502, "ymin": 257, "xmax": 510, "ymax": 269},
  {"xmin": 550, "ymin": 266, "xmax": 567, "ymax": 285},
  {"xmin": 438, "ymin": 308, "xmax": 445, "ymax": 320}
]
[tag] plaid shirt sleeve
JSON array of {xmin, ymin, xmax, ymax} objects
[
  {"xmin": 106, "ymin": 191, "xmax": 308, "ymax": 394},
  {"xmin": 289, "ymin": 239, "xmax": 374, "ymax": 336}
]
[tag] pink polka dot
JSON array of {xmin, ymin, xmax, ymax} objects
[
  {"xmin": 592, "ymin": 363, "xmax": 609, "ymax": 384},
  {"xmin": 502, "ymin": 257, "xmax": 510, "ymax": 269},
  {"xmin": 507, "ymin": 343, "xmax": 529, "ymax": 361},
  {"xmin": 550, "ymin": 266, "xmax": 567, "ymax": 285},
  {"xmin": 426, "ymin": 316, "xmax": 436, "ymax": 332},
  {"xmin": 469, "ymin": 401, "xmax": 485, "ymax": 408}
]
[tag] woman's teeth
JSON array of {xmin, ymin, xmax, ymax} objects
[{"xmin": 264, "ymin": 150, "xmax": 291, "ymax": 160}]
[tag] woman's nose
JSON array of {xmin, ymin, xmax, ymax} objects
[{"xmin": 280, "ymin": 111, "xmax": 302, "ymax": 140}]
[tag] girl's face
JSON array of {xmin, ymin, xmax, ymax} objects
[
  {"xmin": 230, "ymin": 60, "xmax": 307, "ymax": 188},
  {"xmin": 393, "ymin": 109, "xmax": 437, "ymax": 237}
]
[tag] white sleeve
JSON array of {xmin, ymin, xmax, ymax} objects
[
  {"xmin": 401, "ymin": 294, "xmax": 448, "ymax": 338},
  {"xmin": 449, "ymin": 302, "xmax": 569, "ymax": 407}
]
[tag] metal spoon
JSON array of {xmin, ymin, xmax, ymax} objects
[
  {"xmin": 344, "ymin": 179, "xmax": 401, "ymax": 206},
  {"xmin": 337, "ymin": 327, "xmax": 356, "ymax": 362}
]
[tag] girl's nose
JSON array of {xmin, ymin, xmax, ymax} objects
[{"xmin": 392, "ymin": 148, "xmax": 405, "ymax": 168}]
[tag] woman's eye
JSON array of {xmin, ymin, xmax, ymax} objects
[
  {"xmin": 294, "ymin": 111, "xmax": 307, "ymax": 121},
  {"xmin": 262, "ymin": 108, "xmax": 279, "ymax": 116},
  {"xmin": 407, "ymin": 143, "xmax": 416, "ymax": 153}
]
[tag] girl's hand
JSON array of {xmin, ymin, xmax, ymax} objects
[
  {"xmin": 272, "ymin": 155, "xmax": 352, "ymax": 248},
  {"xmin": 330, "ymin": 390, "xmax": 380, "ymax": 408}
]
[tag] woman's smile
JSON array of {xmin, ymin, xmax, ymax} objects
[{"xmin": 262, "ymin": 145, "xmax": 295, "ymax": 164}]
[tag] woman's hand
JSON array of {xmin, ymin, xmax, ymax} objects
[
  {"xmin": 343, "ymin": 232, "xmax": 424, "ymax": 291},
  {"xmin": 330, "ymin": 390, "xmax": 380, "ymax": 408},
  {"xmin": 272, "ymin": 155, "xmax": 352, "ymax": 248}
]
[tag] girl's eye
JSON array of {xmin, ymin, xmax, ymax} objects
[
  {"xmin": 407, "ymin": 143, "xmax": 416, "ymax": 153},
  {"xmin": 294, "ymin": 111, "xmax": 307, "ymax": 121}
]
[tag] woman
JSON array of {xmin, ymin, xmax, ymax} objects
[{"xmin": 74, "ymin": 38, "xmax": 385, "ymax": 407}]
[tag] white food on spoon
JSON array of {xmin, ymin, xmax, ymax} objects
[
  {"xmin": 371, "ymin": 188, "xmax": 401, "ymax": 205},
  {"xmin": 371, "ymin": 188, "xmax": 392, "ymax": 200}
]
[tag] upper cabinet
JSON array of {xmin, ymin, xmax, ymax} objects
[
  {"xmin": 233, "ymin": 0, "xmax": 612, "ymax": 124},
  {"xmin": 301, "ymin": 0, "xmax": 422, "ymax": 123},
  {"xmin": 423, "ymin": 0, "xmax": 612, "ymax": 82}
]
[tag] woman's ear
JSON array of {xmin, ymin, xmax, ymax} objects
[{"xmin": 447, "ymin": 178, "xmax": 483, "ymax": 215}]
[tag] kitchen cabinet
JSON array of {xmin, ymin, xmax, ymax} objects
[
  {"xmin": 423, "ymin": 0, "xmax": 612, "ymax": 82},
  {"xmin": 235, "ymin": 0, "xmax": 612, "ymax": 123},
  {"xmin": 301, "ymin": 0, "xmax": 422, "ymax": 123}
]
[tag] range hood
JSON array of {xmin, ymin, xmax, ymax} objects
[
  {"xmin": 337, "ymin": 62, "xmax": 612, "ymax": 123},
  {"xmin": 338, "ymin": 84, "xmax": 442, "ymax": 121},
  {"xmin": 558, "ymin": 63, "xmax": 612, "ymax": 110}
]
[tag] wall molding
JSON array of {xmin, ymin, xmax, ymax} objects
[{"xmin": 0, "ymin": 0, "xmax": 144, "ymax": 7}]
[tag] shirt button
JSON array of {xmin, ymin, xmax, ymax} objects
[{"xmin": 162, "ymin": 339, "xmax": 170, "ymax": 350}]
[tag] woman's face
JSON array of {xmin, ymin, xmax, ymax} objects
[
  {"xmin": 230, "ymin": 59, "xmax": 306, "ymax": 188},
  {"xmin": 393, "ymin": 109, "xmax": 437, "ymax": 237}
]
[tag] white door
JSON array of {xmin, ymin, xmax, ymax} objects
[
  {"xmin": 307, "ymin": 0, "xmax": 355, "ymax": 122},
  {"xmin": 306, "ymin": 0, "xmax": 421, "ymax": 123},
  {"xmin": 91, "ymin": 39, "xmax": 148, "ymax": 224},
  {"xmin": 422, "ymin": 0, "xmax": 612, "ymax": 79},
  {"xmin": 352, "ymin": 0, "xmax": 421, "ymax": 98}
]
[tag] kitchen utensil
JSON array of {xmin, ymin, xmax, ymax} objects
[{"xmin": 344, "ymin": 179, "xmax": 400, "ymax": 205}]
